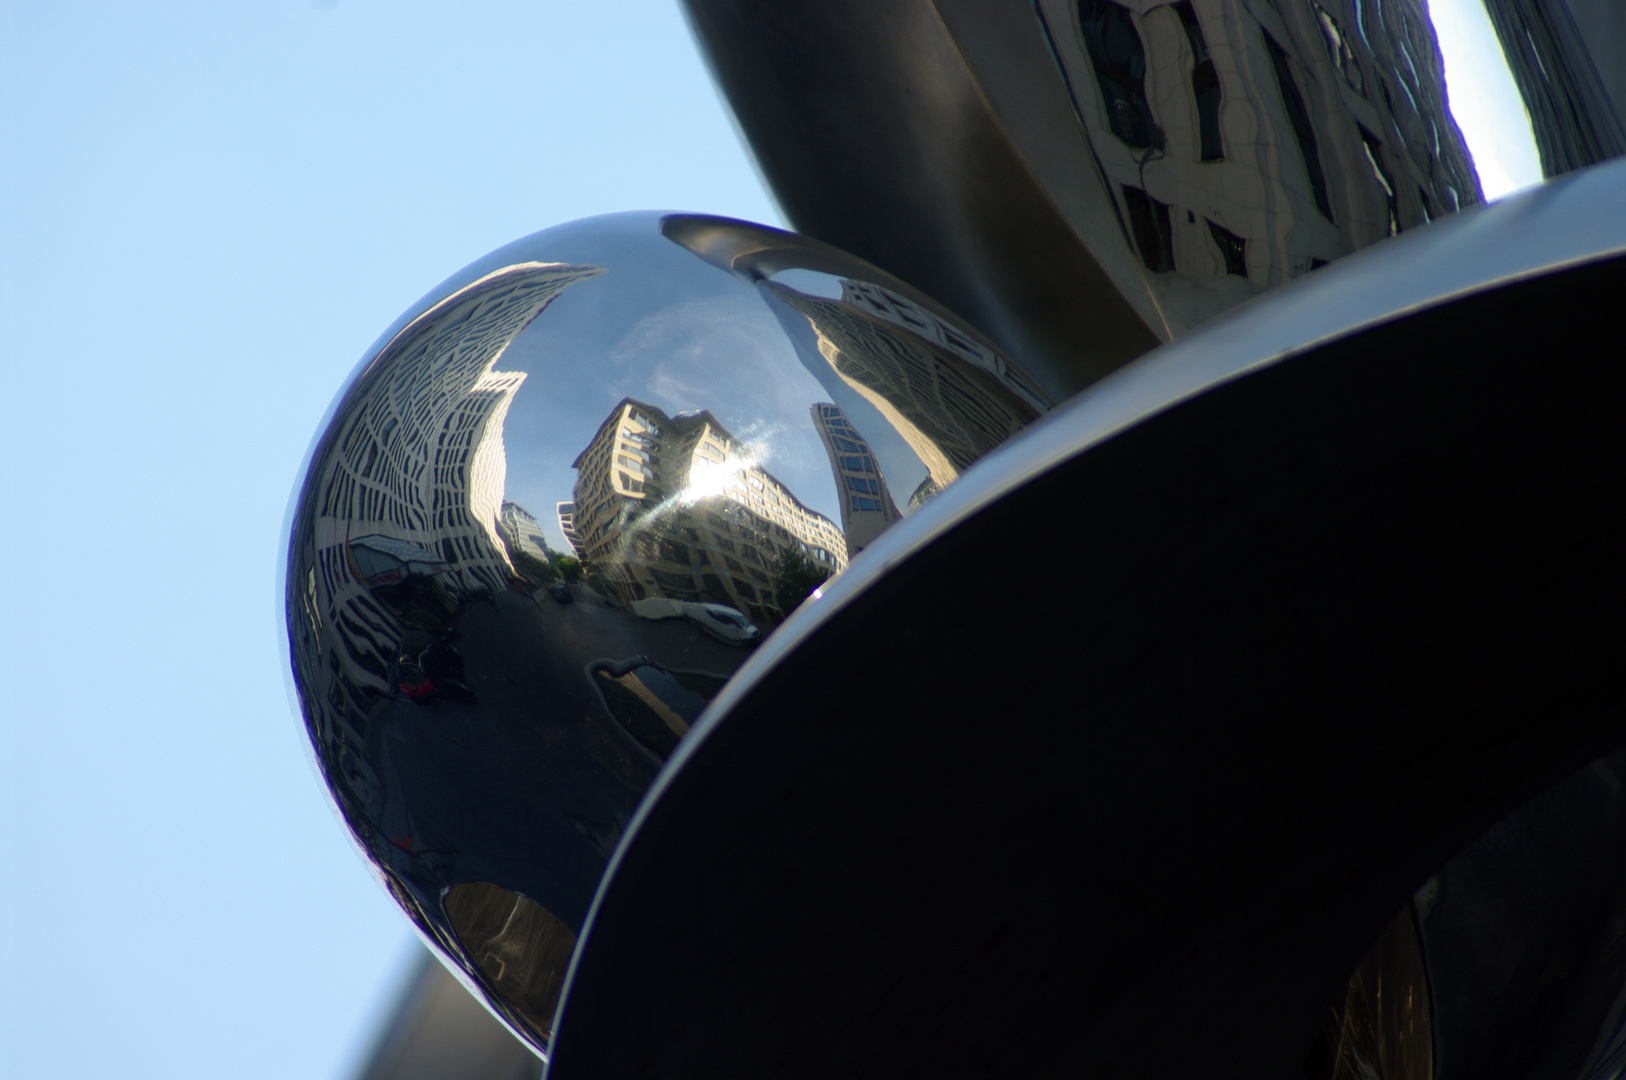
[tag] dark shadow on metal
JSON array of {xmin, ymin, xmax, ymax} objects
[{"xmin": 545, "ymin": 252, "xmax": 1626, "ymax": 1080}]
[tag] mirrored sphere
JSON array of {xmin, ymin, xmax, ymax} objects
[{"xmin": 282, "ymin": 211, "xmax": 1053, "ymax": 1054}]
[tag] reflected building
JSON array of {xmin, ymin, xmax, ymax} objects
[
  {"xmin": 286, "ymin": 260, "xmax": 603, "ymax": 851},
  {"xmin": 907, "ymin": 476, "xmax": 940, "ymax": 513},
  {"xmin": 556, "ymin": 501, "xmax": 580, "ymax": 556},
  {"xmin": 835, "ymin": 279, "xmax": 1051, "ymax": 415},
  {"xmin": 769, "ymin": 280, "xmax": 1044, "ymax": 492},
  {"xmin": 1036, "ymin": 0, "xmax": 1482, "ymax": 329},
  {"xmin": 1481, "ymin": 0, "xmax": 1626, "ymax": 177},
  {"xmin": 499, "ymin": 501, "xmax": 555, "ymax": 576},
  {"xmin": 570, "ymin": 398, "xmax": 846, "ymax": 624},
  {"xmin": 810, "ymin": 402, "xmax": 900, "ymax": 552}
]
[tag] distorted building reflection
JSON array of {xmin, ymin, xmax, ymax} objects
[
  {"xmin": 498, "ymin": 501, "xmax": 557, "ymax": 582},
  {"xmin": 1036, "ymin": 0, "xmax": 1482, "ymax": 329},
  {"xmin": 810, "ymin": 403, "xmax": 900, "ymax": 552},
  {"xmin": 287, "ymin": 212, "xmax": 1073, "ymax": 1060},
  {"xmin": 555, "ymin": 501, "xmax": 580, "ymax": 557},
  {"xmin": 569, "ymin": 398, "xmax": 847, "ymax": 625},
  {"xmin": 287, "ymin": 260, "xmax": 603, "ymax": 860},
  {"xmin": 1482, "ymin": 0, "xmax": 1626, "ymax": 176},
  {"xmin": 661, "ymin": 213, "xmax": 1053, "ymax": 549},
  {"xmin": 768, "ymin": 278, "xmax": 1046, "ymax": 492}
]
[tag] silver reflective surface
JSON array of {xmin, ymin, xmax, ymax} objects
[
  {"xmin": 539, "ymin": 157, "xmax": 1626, "ymax": 1080},
  {"xmin": 282, "ymin": 211, "xmax": 1052, "ymax": 1055},
  {"xmin": 684, "ymin": 0, "xmax": 1626, "ymax": 393}
]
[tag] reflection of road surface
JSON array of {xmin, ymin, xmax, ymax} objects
[
  {"xmin": 367, "ymin": 588, "xmax": 755, "ymax": 933},
  {"xmin": 530, "ymin": 584, "xmax": 750, "ymax": 673}
]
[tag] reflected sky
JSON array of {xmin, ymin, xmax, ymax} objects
[
  {"xmin": 492, "ymin": 220, "xmax": 849, "ymax": 552},
  {"xmin": 1432, "ymin": 0, "xmax": 1543, "ymax": 198}
]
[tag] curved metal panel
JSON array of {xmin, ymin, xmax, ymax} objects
[
  {"xmin": 544, "ymin": 160, "xmax": 1626, "ymax": 1080},
  {"xmin": 683, "ymin": 0, "xmax": 1626, "ymax": 388},
  {"xmin": 678, "ymin": 0, "xmax": 1165, "ymax": 402}
]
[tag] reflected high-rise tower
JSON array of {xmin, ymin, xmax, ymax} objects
[
  {"xmin": 556, "ymin": 502, "xmax": 580, "ymax": 557},
  {"xmin": 1480, "ymin": 0, "xmax": 1626, "ymax": 177},
  {"xmin": 810, "ymin": 402, "xmax": 900, "ymax": 553},
  {"xmin": 499, "ymin": 501, "xmax": 556, "ymax": 577},
  {"xmin": 286, "ymin": 260, "xmax": 602, "ymax": 842},
  {"xmin": 834, "ymin": 279, "xmax": 1051, "ymax": 415},
  {"xmin": 770, "ymin": 280, "xmax": 1044, "ymax": 492},
  {"xmin": 437, "ymin": 369, "xmax": 528, "ymax": 594}
]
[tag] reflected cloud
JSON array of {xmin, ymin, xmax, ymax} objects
[{"xmin": 609, "ymin": 296, "xmax": 813, "ymax": 420}]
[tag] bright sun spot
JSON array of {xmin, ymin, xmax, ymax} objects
[{"xmin": 683, "ymin": 457, "xmax": 734, "ymax": 501}]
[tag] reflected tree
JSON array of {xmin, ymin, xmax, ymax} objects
[{"xmin": 773, "ymin": 550, "xmax": 830, "ymax": 614}]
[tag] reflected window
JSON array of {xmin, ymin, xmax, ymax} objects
[
  {"xmin": 1312, "ymin": 3, "xmax": 1364, "ymax": 94},
  {"xmin": 1173, "ymin": 2, "xmax": 1224, "ymax": 161},
  {"xmin": 652, "ymin": 568, "xmax": 697, "ymax": 592},
  {"xmin": 1264, "ymin": 31, "xmax": 1334, "ymax": 221},
  {"xmin": 657, "ymin": 538, "xmax": 690, "ymax": 564},
  {"xmin": 1359, "ymin": 125, "xmax": 1400, "ymax": 236},
  {"xmin": 1122, "ymin": 185, "xmax": 1174, "ymax": 272},
  {"xmin": 1206, "ymin": 219, "xmax": 1248, "ymax": 277},
  {"xmin": 1078, "ymin": 0, "xmax": 1157, "ymax": 148}
]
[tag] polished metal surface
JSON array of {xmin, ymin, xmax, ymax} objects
[
  {"xmin": 682, "ymin": 0, "xmax": 1626, "ymax": 393},
  {"xmin": 542, "ymin": 159, "xmax": 1626, "ymax": 1080},
  {"xmin": 615, "ymin": 157, "xmax": 1626, "ymax": 706},
  {"xmin": 282, "ymin": 211, "xmax": 1052, "ymax": 1056}
]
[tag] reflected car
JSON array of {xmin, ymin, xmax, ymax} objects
[
  {"xmin": 687, "ymin": 603, "xmax": 760, "ymax": 645},
  {"xmin": 546, "ymin": 581, "xmax": 573, "ymax": 604}
]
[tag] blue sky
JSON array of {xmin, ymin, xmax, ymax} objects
[
  {"xmin": 0, "ymin": 3, "xmax": 1535, "ymax": 1079},
  {"xmin": 0, "ymin": 5, "xmax": 775, "ymax": 1079}
]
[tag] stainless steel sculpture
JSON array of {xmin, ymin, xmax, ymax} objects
[
  {"xmin": 542, "ymin": 158, "xmax": 1626, "ymax": 1080},
  {"xmin": 683, "ymin": 0, "xmax": 1624, "ymax": 395},
  {"xmin": 283, "ymin": 212, "xmax": 1050, "ymax": 1053},
  {"xmin": 284, "ymin": 0, "xmax": 1626, "ymax": 1074}
]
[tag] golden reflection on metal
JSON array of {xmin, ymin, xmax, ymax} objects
[
  {"xmin": 1308, "ymin": 904, "xmax": 1433, "ymax": 1080},
  {"xmin": 444, "ymin": 882, "xmax": 578, "ymax": 1047}
]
